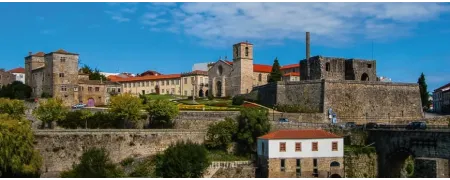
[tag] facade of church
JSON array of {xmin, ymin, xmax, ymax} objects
[{"xmin": 207, "ymin": 42, "xmax": 299, "ymax": 97}]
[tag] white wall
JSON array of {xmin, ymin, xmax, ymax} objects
[
  {"xmin": 257, "ymin": 138, "xmax": 344, "ymax": 158},
  {"xmin": 13, "ymin": 73, "xmax": 25, "ymax": 84}
]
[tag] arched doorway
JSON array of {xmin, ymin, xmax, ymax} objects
[
  {"xmin": 199, "ymin": 89, "xmax": 204, "ymax": 97},
  {"xmin": 361, "ymin": 73, "xmax": 369, "ymax": 81},
  {"xmin": 329, "ymin": 161, "xmax": 341, "ymax": 177},
  {"xmin": 87, "ymin": 98, "xmax": 95, "ymax": 107},
  {"xmin": 155, "ymin": 85, "xmax": 160, "ymax": 94},
  {"xmin": 381, "ymin": 148, "xmax": 415, "ymax": 178},
  {"xmin": 205, "ymin": 90, "xmax": 209, "ymax": 97},
  {"xmin": 216, "ymin": 81, "xmax": 222, "ymax": 97}
]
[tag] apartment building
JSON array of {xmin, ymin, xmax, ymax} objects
[
  {"xmin": 433, "ymin": 82, "xmax": 450, "ymax": 114},
  {"xmin": 256, "ymin": 129, "xmax": 344, "ymax": 178},
  {"xmin": 114, "ymin": 70, "xmax": 209, "ymax": 97},
  {"xmin": 7, "ymin": 67, "xmax": 26, "ymax": 84}
]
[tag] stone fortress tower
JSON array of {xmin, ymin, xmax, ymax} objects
[
  {"xmin": 25, "ymin": 52, "xmax": 45, "ymax": 87},
  {"xmin": 231, "ymin": 42, "xmax": 254, "ymax": 95},
  {"xmin": 300, "ymin": 32, "xmax": 377, "ymax": 82}
]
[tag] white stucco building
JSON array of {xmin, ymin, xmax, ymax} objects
[
  {"xmin": 256, "ymin": 129, "xmax": 344, "ymax": 178},
  {"xmin": 8, "ymin": 67, "xmax": 25, "ymax": 84}
]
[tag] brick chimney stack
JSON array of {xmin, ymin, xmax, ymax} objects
[{"xmin": 306, "ymin": 32, "xmax": 310, "ymax": 80}]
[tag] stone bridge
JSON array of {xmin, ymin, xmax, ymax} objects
[{"xmin": 368, "ymin": 129, "xmax": 450, "ymax": 178}]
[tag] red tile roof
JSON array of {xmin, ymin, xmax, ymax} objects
[
  {"xmin": 253, "ymin": 64, "xmax": 272, "ymax": 73},
  {"xmin": 283, "ymin": 72, "xmax": 300, "ymax": 77},
  {"xmin": 32, "ymin": 52, "xmax": 45, "ymax": 57},
  {"xmin": 113, "ymin": 74, "xmax": 181, "ymax": 82},
  {"xmin": 280, "ymin": 63, "xmax": 299, "ymax": 70},
  {"xmin": 8, "ymin": 67, "xmax": 25, "ymax": 73},
  {"xmin": 258, "ymin": 129, "xmax": 341, "ymax": 140}
]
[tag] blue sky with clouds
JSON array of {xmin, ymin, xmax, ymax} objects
[{"xmin": 0, "ymin": 2, "xmax": 449, "ymax": 91}]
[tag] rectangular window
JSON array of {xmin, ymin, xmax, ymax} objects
[
  {"xmin": 171, "ymin": 80, "xmax": 174, "ymax": 85},
  {"xmin": 176, "ymin": 80, "xmax": 179, "ymax": 85},
  {"xmin": 332, "ymin": 141, "xmax": 338, "ymax": 151},
  {"xmin": 261, "ymin": 142, "xmax": 265, "ymax": 155},
  {"xmin": 162, "ymin": 81, "xmax": 165, "ymax": 86},
  {"xmin": 151, "ymin": 81, "xmax": 154, "ymax": 86},
  {"xmin": 200, "ymin": 77, "xmax": 203, "ymax": 83},
  {"xmin": 280, "ymin": 159, "xmax": 285, "ymax": 172},
  {"xmin": 95, "ymin": 87, "xmax": 100, "ymax": 92},
  {"xmin": 184, "ymin": 78, "xmax": 187, "ymax": 84},
  {"xmin": 191, "ymin": 77, "xmax": 195, "ymax": 83},
  {"xmin": 88, "ymin": 87, "xmax": 92, "ymax": 92},
  {"xmin": 118, "ymin": 88, "xmax": 121, "ymax": 93},
  {"xmin": 296, "ymin": 159, "xmax": 301, "ymax": 177},
  {"xmin": 162, "ymin": 89, "xmax": 165, "ymax": 93},
  {"xmin": 61, "ymin": 85, "xmax": 67, "ymax": 91},
  {"xmin": 312, "ymin": 142, "xmax": 318, "ymax": 151},
  {"xmin": 367, "ymin": 64, "xmax": 372, "ymax": 68},
  {"xmin": 279, "ymin": 142, "xmax": 286, "ymax": 152},
  {"xmin": 59, "ymin": 73, "xmax": 64, "ymax": 77},
  {"xmin": 295, "ymin": 142, "xmax": 301, "ymax": 152},
  {"xmin": 313, "ymin": 158, "xmax": 318, "ymax": 167},
  {"xmin": 133, "ymin": 83, "xmax": 135, "ymax": 87},
  {"xmin": 60, "ymin": 57, "xmax": 66, "ymax": 62},
  {"xmin": 146, "ymin": 81, "xmax": 149, "ymax": 87}
]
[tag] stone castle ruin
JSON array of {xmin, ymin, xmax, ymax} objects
[{"xmin": 247, "ymin": 32, "xmax": 423, "ymax": 124}]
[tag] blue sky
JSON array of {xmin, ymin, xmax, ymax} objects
[{"xmin": 0, "ymin": 2, "xmax": 449, "ymax": 91}]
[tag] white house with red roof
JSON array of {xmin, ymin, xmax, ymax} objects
[
  {"xmin": 207, "ymin": 41, "xmax": 300, "ymax": 97},
  {"xmin": 7, "ymin": 67, "xmax": 26, "ymax": 84},
  {"xmin": 256, "ymin": 129, "xmax": 344, "ymax": 178}
]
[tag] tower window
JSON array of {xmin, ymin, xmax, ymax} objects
[
  {"xmin": 367, "ymin": 64, "xmax": 372, "ymax": 68},
  {"xmin": 245, "ymin": 47, "xmax": 249, "ymax": 56},
  {"xmin": 326, "ymin": 62, "xmax": 330, "ymax": 72},
  {"xmin": 60, "ymin": 57, "xmax": 66, "ymax": 62},
  {"xmin": 59, "ymin": 73, "xmax": 64, "ymax": 77}
]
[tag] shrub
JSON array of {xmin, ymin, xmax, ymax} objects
[
  {"xmin": 232, "ymin": 96, "xmax": 245, "ymax": 105},
  {"xmin": 128, "ymin": 156, "xmax": 156, "ymax": 177},
  {"xmin": 40, "ymin": 92, "xmax": 52, "ymax": 98},
  {"xmin": 120, "ymin": 157, "xmax": 134, "ymax": 167},
  {"xmin": 146, "ymin": 99, "xmax": 179, "ymax": 128},
  {"xmin": 155, "ymin": 140, "xmax": 210, "ymax": 178},
  {"xmin": 60, "ymin": 148, "xmax": 124, "ymax": 178},
  {"xmin": 205, "ymin": 117, "xmax": 238, "ymax": 151},
  {"xmin": 207, "ymin": 95, "xmax": 214, "ymax": 100}
]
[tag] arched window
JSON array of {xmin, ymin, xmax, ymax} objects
[
  {"xmin": 326, "ymin": 62, "xmax": 330, "ymax": 72},
  {"xmin": 245, "ymin": 47, "xmax": 249, "ymax": 56},
  {"xmin": 330, "ymin": 161, "xmax": 340, "ymax": 167},
  {"xmin": 217, "ymin": 65, "xmax": 223, "ymax": 76},
  {"xmin": 361, "ymin": 73, "xmax": 369, "ymax": 81},
  {"xmin": 258, "ymin": 73, "xmax": 262, "ymax": 82}
]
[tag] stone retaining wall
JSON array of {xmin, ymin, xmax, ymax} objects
[
  {"xmin": 174, "ymin": 111, "xmax": 240, "ymax": 129},
  {"xmin": 33, "ymin": 129, "xmax": 206, "ymax": 173}
]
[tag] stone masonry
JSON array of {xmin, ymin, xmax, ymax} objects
[
  {"xmin": 33, "ymin": 129, "xmax": 206, "ymax": 173},
  {"xmin": 262, "ymin": 157, "xmax": 344, "ymax": 178}
]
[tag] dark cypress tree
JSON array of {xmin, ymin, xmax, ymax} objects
[
  {"xmin": 268, "ymin": 57, "xmax": 282, "ymax": 83},
  {"xmin": 417, "ymin": 73, "xmax": 430, "ymax": 110}
]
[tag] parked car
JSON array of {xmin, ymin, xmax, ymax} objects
[
  {"xmin": 406, "ymin": 121, "xmax": 427, "ymax": 130},
  {"xmin": 345, "ymin": 122, "xmax": 356, "ymax": 128},
  {"xmin": 72, "ymin": 103, "xmax": 86, "ymax": 109},
  {"xmin": 278, "ymin": 118, "xmax": 289, "ymax": 123},
  {"xmin": 365, "ymin": 122, "xmax": 378, "ymax": 129}
]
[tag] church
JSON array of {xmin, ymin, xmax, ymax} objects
[{"xmin": 207, "ymin": 42, "xmax": 299, "ymax": 97}]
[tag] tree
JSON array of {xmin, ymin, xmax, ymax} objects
[
  {"xmin": 232, "ymin": 95, "xmax": 245, "ymax": 105},
  {"xmin": 0, "ymin": 114, "xmax": 42, "ymax": 177},
  {"xmin": 0, "ymin": 98, "xmax": 26, "ymax": 119},
  {"xmin": 268, "ymin": 57, "xmax": 282, "ymax": 83},
  {"xmin": 33, "ymin": 98, "xmax": 68, "ymax": 129},
  {"xmin": 418, "ymin": 73, "xmax": 431, "ymax": 110},
  {"xmin": 58, "ymin": 109, "xmax": 93, "ymax": 129},
  {"xmin": 60, "ymin": 147, "xmax": 124, "ymax": 178},
  {"xmin": 155, "ymin": 141, "xmax": 210, "ymax": 178},
  {"xmin": 235, "ymin": 108, "xmax": 271, "ymax": 155},
  {"xmin": 109, "ymin": 93, "xmax": 143, "ymax": 128},
  {"xmin": 79, "ymin": 64, "xmax": 107, "ymax": 81},
  {"xmin": 145, "ymin": 99, "xmax": 179, "ymax": 128},
  {"xmin": 0, "ymin": 81, "xmax": 32, "ymax": 100},
  {"xmin": 205, "ymin": 117, "xmax": 238, "ymax": 151}
]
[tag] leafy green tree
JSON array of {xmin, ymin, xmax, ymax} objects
[
  {"xmin": 58, "ymin": 109, "xmax": 93, "ymax": 129},
  {"xmin": 418, "ymin": 73, "xmax": 430, "ymax": 110},
  {"xmin": 232, "ymin": 95, "xmax": 245, "ymax": 105},
  {"xmin": 109, "ymin": 93, "xmax": 143, "ymax": 128},
  {"xmin": 0, "ymin": 81, "xmax": 32, "ymax": 100},
  {"xmin": 33, "ymin": 98, "xmax": 68, "ymax": 129},
  {"xmin": 0, "ymin": 98, "xmax": 26, "ymax": 119},
  {"xmin": 236, "ymin": 108, "xmax": 271, "ymax": 155},
  {"xmin": 205, "ymin": 117, "xmax": 238, "ymax": 151},
  {"xmin": 60, "ymin": 147, "xmax": 124, "ymax": 178},
  {"xmin": 79, "ymin": 64, "xmax": 107, "ymax": 81},
  {"xmin": 155, "ymin": 141, "xmax": 210, "ymax": 178},
  {"xmin": 145, "ymin": 99, "xmax": 179, "ymax": 128},
  {"xmin": 0, "ymin": 114, "xmax": 42, "ymax": 178},
  {"xmin": 268, "ymin": 57, "xmax": 282, "ymax": 83}
]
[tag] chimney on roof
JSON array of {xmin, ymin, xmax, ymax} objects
[
  {"xmin": 306, "ymin": 32, "xmax": 310, "ymax": 80},
  {"xmin": 28, "ymin": 52, "xmax": 32, "ymax": 56}
]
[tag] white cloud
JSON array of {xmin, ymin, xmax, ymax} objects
[
  {"xmin": 138, "ymin": 2, "xmax": 450, "ymax": 47},
  {"xmin": 105, "ymin": 10, "xmax": 130, "ymax": 23}
]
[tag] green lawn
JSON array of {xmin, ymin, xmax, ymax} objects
[
  {"xmin": 177, "ymin": 98, "xmax": 232, "ymax": 106},
  {"xmin": 207, "ymin": 150, "xmax": 250, "ymax": 161},
  {"xmin": 146, "ymin": 94, "xmax": 185, "ymax": 101}
]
